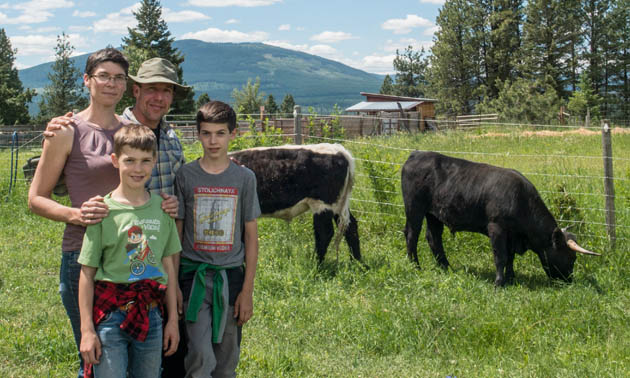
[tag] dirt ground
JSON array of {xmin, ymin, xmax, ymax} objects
[{"xmin": 473, "ymin": 127, "xmax": 630, "ymax": 138}]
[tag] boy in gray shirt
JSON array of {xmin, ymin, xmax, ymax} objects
[{"xmin": 174, "ymin": 101, "xmax": 260, "ymax": 377}]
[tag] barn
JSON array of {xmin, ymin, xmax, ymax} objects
[{"xmin": 345, "ymin": 92, "xmax": 438, "ymax": 132}]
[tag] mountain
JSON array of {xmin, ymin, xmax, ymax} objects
[{"xmin": 18, "ymin": 39, "xmax": 384, "ymax": 115}]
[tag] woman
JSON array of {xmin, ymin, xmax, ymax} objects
[{"xmin": 28, "ymin": 48, "xmax": 131, "ymax": 378}]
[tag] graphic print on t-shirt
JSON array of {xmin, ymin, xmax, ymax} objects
[
  {"xmin": 193, "ymin": 186, "xmax": 238, "ymax": 252},
  {"xmin": 125, "ymin": 223, "xmax": 163, "ymax": 281}
]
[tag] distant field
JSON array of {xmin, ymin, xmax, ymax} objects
[{"xmin": 1, "ymin": 127, "xmax": 629, "ymax": 377}]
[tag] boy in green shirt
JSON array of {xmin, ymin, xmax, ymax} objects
[{"xmin": 78, "ymin": 124, "xmax": 181, "ymax": 378}]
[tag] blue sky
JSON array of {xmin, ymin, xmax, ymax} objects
[{"xmin": 2, "ymin": 0, "xmax": 444, "ymax": 74}]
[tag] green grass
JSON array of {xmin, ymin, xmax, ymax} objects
[{"xmin": 1, "ymin": 127, "xmax": 629, "ymax": 377}]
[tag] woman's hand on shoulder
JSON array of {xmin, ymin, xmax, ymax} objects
[{"xmin": 72, "ymin": 195, "xmax": 109, "ymax": 226}]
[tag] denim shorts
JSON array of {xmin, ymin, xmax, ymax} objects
[{"xmin": 93, "ymin": 307, "xmax": 163, "ymax": 378}]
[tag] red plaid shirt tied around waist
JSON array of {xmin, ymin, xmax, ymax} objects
[
  {"xmin": 93, "ymin": 279, "xmax": 166, "ymax": 341},
  {"xmin": 85, "ymin": 280, "xmax": 166, "ymax": 378}
]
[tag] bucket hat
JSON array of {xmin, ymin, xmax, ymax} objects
[{"xmin": 127, "ymin": 57, "xmax": 191, "ymax": 99}]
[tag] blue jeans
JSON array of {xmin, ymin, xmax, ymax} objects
[
  {"xmin": 93, "ymin": 307, "xmax": 163, "ymax": 378},
  {"xmin": 59, "ymin": 250, "xmax": 84, "ymax": 378}
]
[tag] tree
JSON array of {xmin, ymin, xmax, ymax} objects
[
  {"xmin": 115, "ymin": 44, "xmax": 150, "ymax": 113},
  {"xmin": 0, "ymin": 28, "xmax": 35, "ymax": 125},
  {"xmin": 428, "ymin": 0, "xmax": 482, "ymax": 115},
  {"xmin": 263, "ymin": 94, "xmax": 279, "ymax": 116},
  {"xmin": 567, "ymin": 74, "xmax": 602, "ymax": 120},
  {"xmin": 121, "ymin": 0, "xmax": 195, "ymax": 114},
  {"xmin": 485, "ymin": 0, "xmax": 523, "ymax": 99},
  {"xmin": 37, "ymin": 33, "xmax": 87, "ymax": 124},
  {"xmin": 231, "ymin": 77, "xmax": 264, "ymax": 117},
  {"xmin": 520, "ymin": 0, "xmax": 581, "ymax": 99},
  {"xmin": 195, "ymin": 92, "xmax": 210, "ymax": 109},
  {"xmin": 391, "ymin": 46, "xmax": 429, "ymax": 97},
  {"xmin": 280, "ymin": 94, "xmax": 296, "ymax": 118},
  {"xmin": 609, "ymin": 0, "xmax": 630, "ymax": 120},
  {"xmin": 379, "ymin": 74, "xmax": 395, "ymax": 95},
  {"xmin": 582, "ymin": 0, "xmax": 612, "ymax": 115},
  {"xmin": 476, "ymin": 76, "xmax": 561, "ymax": 123}
]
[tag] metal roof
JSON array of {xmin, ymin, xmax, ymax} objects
[
  {"xmin": 345, "ymin": 101, "xmax": 423, "ymax": 112},
  {"xmin": 360, "ymin": 92, "xmax": 439, "ymax": 102}
]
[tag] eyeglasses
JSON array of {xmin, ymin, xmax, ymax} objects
[{"xmin": 90, "ymin": 73, "xmax": 128, "ymax": 84}]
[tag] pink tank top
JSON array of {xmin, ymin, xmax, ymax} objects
[{"xmin": 62, "ymin": 117, "xmax": 126, "ymax": 251}]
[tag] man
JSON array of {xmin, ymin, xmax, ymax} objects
[{"xmin": 121, "ymin": 58, "xmax": 189, "ymax": 196}]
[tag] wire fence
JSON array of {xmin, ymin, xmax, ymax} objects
[{"xmin": 2, "ymin": 113, "xmax": 628, "ymax": 253}]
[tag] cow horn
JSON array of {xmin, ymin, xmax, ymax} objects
[{"xmin": 566, "ymin": 239, "xmax": 601, "ymax": 256}]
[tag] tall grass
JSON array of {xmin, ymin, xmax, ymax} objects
[{"xmin": 1, "ymin": 128, "xmax": 629, "ymax": 377}]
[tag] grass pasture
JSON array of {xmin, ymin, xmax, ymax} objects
[{"xmin": 1, "ymin": 126, "xmax": 629, "ymax": 377}]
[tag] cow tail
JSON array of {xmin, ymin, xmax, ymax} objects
[{"xmin": 333, "ymin": 146, "xmax": 355, "ymax": 253}]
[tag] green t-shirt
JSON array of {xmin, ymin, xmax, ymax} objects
[{"xmin": 79, "ymin": 193, "xmax": 181, "ymax": 285}]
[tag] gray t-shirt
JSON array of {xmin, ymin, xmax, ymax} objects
[{"xmin": 175, "ymin": 160, "xmax": 261, "ymax": 267}]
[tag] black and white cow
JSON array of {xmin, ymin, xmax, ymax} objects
[
  {"xmin": 401, "ymin": 151, "xmax": 599, "ymax": 286},
  {"xmin": 230, "ymin": 143, "xmax": 361, "ymax": 264}
]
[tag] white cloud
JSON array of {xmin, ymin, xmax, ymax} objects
[
  {"xmin": 226, "ymin": 18, "xmax": 239, "ymax": 24},
  {"xmin": 13, "ymin": 0, "xmax": 73, "ymax": 11},
  {"xmin": 383, "ymin": 38, "xmax": 433, "ymax": 53},
  {"xmin": 308, "ymin": 44, "xmax": 338, "ymax": 57},
  {"xmin": 181, "ymin": 28, "xmax": 268, "ymax": 42},
  {"xmin": 72, "ymin": 10, "xmax": 97, "ymax": 17},
  {"xmin": 14, "ymin": 61, "xmax": 31, "ymax": 70},
  {"xmin": 10, "ymin": 34, "xmax": 57, "ymax": 56},
  {"xmin": 424, "ymin": 25, "xmax": 439, "ymax": 36},
  {"xmin": 420, "ymin": 0, "xmax": 445, "ymax": 4},
  {"xmin": 71, "ymin": 50, "xmax": 88, "ymax": 58},
  {"xmin": 358, "ymin": 54, "xmax": 396, "ymax": 74},
  {"xmin": 34, "ymin": 26, "xmax": 60, "ymax": 33},
  {"xmin": 187, "ymin": 0, "xmax": 282, "ymax": 7},
  {"xmin": 264, "ymin": 40, "xmax": 342, "ymax": 61},
  {"xmin": 10, "ymin": 33, "xmax": 90, "ymax": 57},
  {"xmin": 264, "ymin": 40, "xmax": 309, "ymax": 52},
  {"xmin": 278, "ymin": 24, "xmax": 290, "ymax": 31},
  {"xmin": 163, "ymin": 8, "xmax": 210, "ymax": 23},
  {"xmin": 93, "ymin": 4, "xmax": 139, "ymax": 34},
  {"xmin": 0, "ymin": 0, "xmax": 73, "ymax": 24},
  {"xmin": 382, "ymin": 14, "xmax": 433, "ymax": 35},
  {"xmin": 69, "ymin": 25, "xmax": 93, "ymax": 32},
  {"xmin": 310, "ymin": 31, "xmax": 356, "ymax": 44},
  {"xmin": 11, "ymin": 33, "xmax": 90, "ymax": 58},
  {"xmin": 0, "ymin": 10, "xmax": 54, "ymax": 24}
]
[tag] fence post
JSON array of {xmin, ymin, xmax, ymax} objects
[
  {"xmin": 359, "ymin": 116, "xmax": 364, "ymax": 137},
  {"xmin": 293, "ymin": 105, "xmax": 302, "ymax": 145},
  {"xmin": 601, "ymin": 119, "xmax": 616, "ymax": 249},
  {"xmin": 6, "ymin": 131, "xmax": 18, "ymax": 201}
]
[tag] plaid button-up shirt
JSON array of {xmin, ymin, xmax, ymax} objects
[{"xmin": 122, "ymin": 107, "xmax": 185, "ymax": 195}]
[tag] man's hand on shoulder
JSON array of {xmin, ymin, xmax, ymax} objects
[
  {"xmin": 161, "ymin": 193, "xmax": 179, "ymax": 218},
  {"xmin": 44, "ymin": 112, "xmax": 75, "ymax": 138}
]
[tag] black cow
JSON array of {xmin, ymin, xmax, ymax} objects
[
  {"xmin": 230, "ymin": 143, "xmax": 361, "ymax": 264},
  {"xmin": 401, "ymin": 151, "xmax": 599, "ymax": 286}
]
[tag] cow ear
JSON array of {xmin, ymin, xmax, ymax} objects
[{"xmin": 552, "ymin": 228, "xmax": 566, "ymax": 249}]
